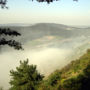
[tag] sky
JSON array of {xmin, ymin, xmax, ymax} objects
[{"xmin": 0, "ymin": 0, "xmax": 90, "ymax": 25}]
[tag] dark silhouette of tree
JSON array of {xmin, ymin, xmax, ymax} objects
[
  {"xmin": 37, "ymin": 0, "xmax": 78, "ymax": 4},
  {"xmin": 9, "ymin": 59, "xmax": 44, "ymax": 90},
  {"xmin": 0, "ymin": 0, "xmax": 8, "ymax": 8},
  {"xmin": 0, "ymin": 0, "xmax": 78, "ymax": 8},
  {"xmin": 0, "ymin": 28, "xmax": 23, "ymax": 50},
  {"xmin": 81, "ymin": 64, "xmax": 90, "ymax": 90}
]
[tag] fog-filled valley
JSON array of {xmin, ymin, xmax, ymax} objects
[{"xmin": 0, "ymin": 23, "xmax": 90, "ymax": 89}]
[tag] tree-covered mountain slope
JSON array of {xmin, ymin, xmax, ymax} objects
[{"xmin": 38, "ymin": 49, "xmax": 90, "ymax": 90}]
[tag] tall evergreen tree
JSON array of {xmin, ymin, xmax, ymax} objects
[{"xmin": 9, "ymin": 59, "xmax": 44, "ymax": 90}]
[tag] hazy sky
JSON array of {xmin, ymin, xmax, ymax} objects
[{"xmin": 0, "ymin": 0, "xmax": 90, "ymax": 25}]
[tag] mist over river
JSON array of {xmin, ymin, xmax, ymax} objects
[{"xmin": 0, "ymin": 23, "xmax": 90, "ymax": 89}]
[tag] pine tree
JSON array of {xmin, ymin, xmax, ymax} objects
[{"xmin": 9, "ymin": 59, "xmax": 44, "ymax": 90}]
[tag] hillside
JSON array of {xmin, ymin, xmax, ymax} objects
[
  {"xmin": 1, "ymin": 23, "xmax": 90, "ymax": 50},
  {"xmin": 0, "ymin": 23, "xmax": 90, "ymax": 89},
  {"xmin": 38, "ymin": 49, "xmax": 90, "ymax": 90},
  {"xmin": 2, "ymin": 23, "xmax": 90, "ymax": 41},
  {"xmin": 4, "ymin": 23, "xmax": 90, "ymax": 50},
  {"xmin": 19, "ymin": 23, "xmax": 90, "ymax": 40}
]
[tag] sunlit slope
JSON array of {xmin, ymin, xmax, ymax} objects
[{"xmin": 38, "ymin": 49, "xmax": 90, "ymax": 90}]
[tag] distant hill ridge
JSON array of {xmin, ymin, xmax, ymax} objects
[
  {"xmin": 17, "ymin": 23, "xmax": 90, "ymax": 41},
  {"xmin": 1, "ymin": 23, "xmax": 90, "ymax": 44}
]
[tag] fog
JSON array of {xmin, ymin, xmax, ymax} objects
[
  {"xmin": 0, "ymin": 23, "xmax": 90, "ymax": 89},
  {"xmin": 0, "ymin": 47, "xmax": 73, "ymax": 89},
  {"xmin": 0, "ymin": 42, "xmax": 89, "ymax": 89}
]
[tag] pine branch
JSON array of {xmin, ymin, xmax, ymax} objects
[
  {"xmin": 0, "ymin": 28, "xmax": 21, "ymax": 36},
  {"xmin": 0, "ymin": 0, "xmax": 78, "ymax": 8},
  {"xmin": 0, "ymin": 38, "xmax": 23, "ymax": 50},
  {"xmin": 0, "ymin": 0, "xmax": 8, "ymax": 9}
]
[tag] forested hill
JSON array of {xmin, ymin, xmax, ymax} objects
[
  {"xmin": 1, "ymin": 23, "xmax": 90, "ymax": 41},
  {"xmin": 38, "ymin": 49, "xmax": 90, "ymax": 90}
]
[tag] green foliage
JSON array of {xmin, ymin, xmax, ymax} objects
[
  {"xmin": 9, "ymin": 59, "xmax": 44, "ymax": 90},
  {"xmin": 37, "ymin": 70, "xmax": 62, "ymax": 90},
  {"xmin": 38, "ymin": 49, "xmax": 90, "ymax": 90},
  {"xmin": 9, "ymin": 49, "xmax": 90, "ymax": 90},
  {"xmin": 9, "ymin": 49, "xmax": 89, "ymax": 90},
  {"xmin": 63, "ymin": 76, "xmax": 82, "ymax": 90},
  {"xmin": 47, "ymin": 70, "xmax": 61, "ymax": 86},
  {"xmin": 62, "ymin": 64, "xmax": 90, "ymax": 90},
  {"xmin": 81, "ymin": 64, "xmax": 90, "ymax": 90}
]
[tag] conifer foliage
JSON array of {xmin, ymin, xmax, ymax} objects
[
  {"xmin": 0, "ymin": 28, "xmax": 23, "ymax": 50},
  {"xmin": 0, "ymin": 0, "xmax": 8, "ymax": 8},
  {"xmin": 9, "ymin": 59, "xmax": 44, "ymax": 90}
]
